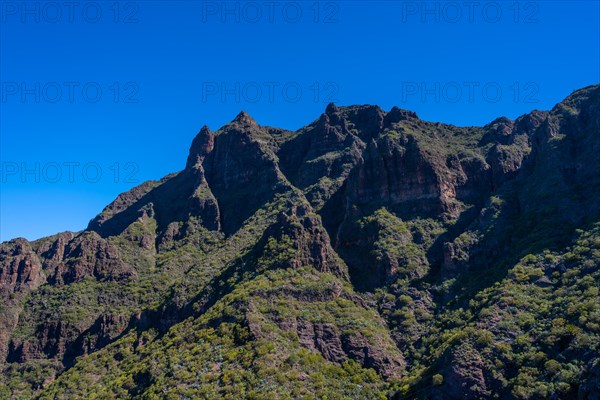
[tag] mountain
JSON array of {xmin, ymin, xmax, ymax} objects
[{"xmin": 1, "ymin": 85, "xmax": 599, "ymax": 399}]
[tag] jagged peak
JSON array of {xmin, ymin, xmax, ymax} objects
[
  {"xmin": 319, "ymin": 103, "xmax": 415, "ymax": 132},
  {"xmin": 325, "ymin": 102, "xmax": 339, "ymax": 115},
  {"xmin": 482, "ymin": 116, "xmax": 514, "ymax": 134},
  {"xmin": 231, "ymin": 110, "xmax": 258, "ymax": 127},
  {"xmin": 199, "ymin": 125, "xmax": 211, "ymax": 135},
  {"xmin": 487, "ymin": 116, "xmax": 513, "ymax": 126},
  {"xmin": 326, "ymin": 103, "xmax": 388, "ymax": 116},
  {"xmin": 311, "ymin": 104, "xmax": 389, "ymax": 140},
  {"xmin": 514, "ymin": 110, "xmax": 549, "ymax": 133},
  {"xmin": 345, "ymin": 104, "xmax": 383, "ymax": 112},
  {"xmin": 385, "ymin": 106, "xmax": 418, "ymax": 125}
]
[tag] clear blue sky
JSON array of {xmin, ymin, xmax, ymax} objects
[{"xmin": 1, "ymin": 0, "xmax": 599, "ymax": 242}]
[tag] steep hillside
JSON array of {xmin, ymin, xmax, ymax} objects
[{"xmin": 1, "ymin": 85, "xmax": 598, "ymax": 399}]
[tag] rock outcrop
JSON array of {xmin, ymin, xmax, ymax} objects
[{"xmin": 0, "ymin": 239, "xmax": 44, "ymax": 294}]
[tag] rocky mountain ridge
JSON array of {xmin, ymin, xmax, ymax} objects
[{"xmin": 1, "ymin": 84, "xmax": 599, "ymax": 399}]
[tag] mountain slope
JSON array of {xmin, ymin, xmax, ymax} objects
[{"xmin": 1, "ymin": 84, "xmax": 598, "ymax": 399}]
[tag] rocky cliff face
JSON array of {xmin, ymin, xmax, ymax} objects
[
  {"xmin": 0, "ymin": 239, "xmax": 44, "ymax": 294},
  {"xmin": 1, "ymin": 85, "xmax": 599, "ymax": 399}
]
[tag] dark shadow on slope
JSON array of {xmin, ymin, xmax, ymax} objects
[
  {"xmin": 89, "ymin": 168, "xmax": 219, "ymax": 239},
  {"xmin": 202, "ymin": 129, "xmax": 290, "ymax": 236}
]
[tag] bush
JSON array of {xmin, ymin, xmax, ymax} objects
[{"xmin": 544, "ymin": 360, "xmax": 561, "ymax": 375}]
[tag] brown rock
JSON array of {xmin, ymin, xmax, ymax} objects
[
  {"xmin": 0, "ymin": 238, "xmax": 44, "ymax": 293},
  {"xmin": 48, "ymin": 232, "xmax": 134, "ymax": 284}
]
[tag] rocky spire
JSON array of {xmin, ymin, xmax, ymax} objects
[
  {"xmin": 325, "ymin": 102, "xmax": 339, "ymax": 115},
  {"xmin": 231, "ymin": 110, "xmax": 258, "ymax": 128},
  {"xmin": 186, "ymin": 125, "xmax": 215, "ymax": 169}
]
